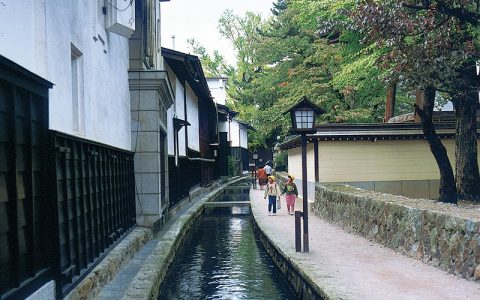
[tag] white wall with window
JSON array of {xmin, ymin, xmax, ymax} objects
[{"xmin": 0, "ymin": 0, "xmax": 133, "ymax": 150}]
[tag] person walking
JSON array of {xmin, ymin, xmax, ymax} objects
[
  {"xmin": 282, "ymin": 175, "xmax": 298, "ymax": 215},
  {"xmin": 264, "ymin": 161, "xmax": 272, "ymax": 177},
  {"xmin": 264, "ymin": 176, "xmax": 281, "ymax": 216},
  {"xmin": 257, "ymin": 166, "xmax": 268, "ymax": 190}
]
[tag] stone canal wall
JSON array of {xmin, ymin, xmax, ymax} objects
[
  {"xmin": 121, "ymin": 177, "xmax": 244, "ymax": 299},
  {"xmin": 312, "ymin": 184, "xmax": 480, "ymax": 281},
  {"xmin": 66, "ymin": 177, "xmax": 243, "ymax": 300},
  {"xmin": 251, "ymin": 216, "xmax": 326, "ymax": 300},
  {"xmin": 65, "ymin": 227, "xmax": 153, "ymax": 300}
]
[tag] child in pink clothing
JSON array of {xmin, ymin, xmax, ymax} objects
[{"xmin": 282, "ymin": 175, "xmax": 298, "ymax": 215}]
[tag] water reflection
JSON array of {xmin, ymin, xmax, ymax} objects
[{"xmin": 158, "ymin": 208, "xmax": 297, "ymax": 299}]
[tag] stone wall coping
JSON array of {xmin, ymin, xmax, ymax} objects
[
  {"xmin": 275, "ymin": 171, "xmax": 480, "ymax": 222},
  {"xmin": 322, "ymin": 184, "xmax": 480, "ymax": 223}
]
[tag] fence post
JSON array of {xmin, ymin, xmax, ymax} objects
[{"xmin": 295, "ymin": 211, "xmax": 302, "ymax": 252}]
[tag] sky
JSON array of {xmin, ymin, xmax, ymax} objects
[{"xmin": 160, "ymin": 0, "xmax": 274, "ymax": 66}]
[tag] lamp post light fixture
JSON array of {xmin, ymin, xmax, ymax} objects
[
  {"xmin": 283, "ymin": 96, "xmax": 324, "ymax": 253},
  {"xmin": 252, "ymin": 150, "xmax": 259, "ymax": 161},
  {"xmin": 252, "ymin": 150, "xmax": 259, "ymax": 189}
]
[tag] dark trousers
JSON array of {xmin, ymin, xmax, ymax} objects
[{"xmin": 268, "ymin": 195, "xmax": 277, "ymax": 213}]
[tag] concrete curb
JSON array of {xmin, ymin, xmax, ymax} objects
[{"xmin": 121, "ymin": 177, "xmax": 246, "ymax": 300}]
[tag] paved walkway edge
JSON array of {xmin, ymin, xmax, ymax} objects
[
  {"xmin": 251, "ymin": 213, "xmax": 331, "ymax": 300},
  {"xmin": 121, "ymin": 177, "xmax": 245, "ymax": 300}
]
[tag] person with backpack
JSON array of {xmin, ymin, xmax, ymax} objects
[{"xmin": 264, "ymin": 176, "xmax": 281, "ymax": 216}]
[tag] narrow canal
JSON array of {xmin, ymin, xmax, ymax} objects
[{"xmin": 158, "ymin": 184, "xmax": 297, "ymax": 299}]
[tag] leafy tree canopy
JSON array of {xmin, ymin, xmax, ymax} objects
[{"xmin": 191, "ymin": 0, "xmax": 419, "ymax": 148}]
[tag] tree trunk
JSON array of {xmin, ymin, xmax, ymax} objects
[
  {"xmin": 455, "ymin": 66, "xmax": 480, "ymax": 201},
  {"xmin": 415, "ymin": 87, "xmax": 457, "ymax": 203}
]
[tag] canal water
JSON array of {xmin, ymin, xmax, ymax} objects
[{"xmin": 158, "ymin": 183, "xmax": 297, "ymax": 299}]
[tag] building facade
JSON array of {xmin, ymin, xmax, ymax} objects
[
  {"xmin": 206, "ymin": 77, "xmax": 254, "ymax": 174},
  {"xmin": 162, "ymin": 48, "xmax": 218, "ymax": 207},
  {"xmin": 128, "ymin": 0, "xmax": 174, "ymax": 231},
  {"xmin": 207, "ymin": 77, "xmax": 234, "ymax": 178},
  {"xmin": 281, "ymin": 123, "xmax": 480, "ymax": 200},
  {"xmin": 230, "ymin": 119, "xmax": 252, "ymax": 172},
  {"xmin": 0, "ymin": 0, "xmax": 168, "ymax": 298}
]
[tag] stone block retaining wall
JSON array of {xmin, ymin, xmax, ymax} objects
[{"xmin": 312, "ymin": 184, "xmax": 480, "ymax": 281}]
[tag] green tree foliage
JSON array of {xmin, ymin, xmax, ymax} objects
[
  {"xmin": 187, "ymin": 38, "xmax": 234, "ymax": 78},
  {"xmin": 188, "ymin": 1, "xmax": 418, "ymax": 148},
  {"xmin": 213, "ymin": 1, "xmax": 407, "ymax": 147}
]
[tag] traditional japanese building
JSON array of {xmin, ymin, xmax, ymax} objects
[
  {"xmin": 162, "ymin": 48, "xmax": 219, "ymax": 207},
  {"xmin": 230, "ymin": 119, "xmax": 254, "ymax": 173},
  {"xmin": 0, "ymin": 0, "xmax": 171, "ymax": 298},
  {"xmin": 280, "ymin": 91, "xmax": 480, "ymax": 201},
  {"xmin": 206, "ymin": 77, "xmax": 254, "ymax": 175}
]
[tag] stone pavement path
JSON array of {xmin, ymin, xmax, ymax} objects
[{"xmin": 250, "ymin": 188, "xmax": 480, "ymax": 300}]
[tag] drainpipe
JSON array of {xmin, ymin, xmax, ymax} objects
[
  {"xmin": 184, "ymin": 80, "xmax": 188, "ymax": 152},
  {"xmin": 228, "ymin": 114, "xmax": 231, "ymax": 143}
]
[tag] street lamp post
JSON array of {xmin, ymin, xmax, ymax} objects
[
  {"xmin": 252, "ymin": 150, "xmax": 259, "ymax": 189},
  {"xmin": 283, "ymin": 96, "xmax": 324, "ymax": 253}
]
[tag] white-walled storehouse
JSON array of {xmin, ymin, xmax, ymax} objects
[
  {"xmin": 0, "ymin": 0, "xmax": 132, "ymax": 149},
  {"xmin": 207, "ymin": 77, "xmax": 236, "ymax": 178},
  {"xmin": 206, "ymin": 77, "xmax": 254, "ymax": 174},
  {"xmin": 230, "ymin": 119, "xmax": 253, "ymax": 172},
  {"xmin": 162, "ymin": 48, "xmax": 219, "ymax": 205},
  {"xmin": 0, "ymin": 1, "xmax": 172, "ymax": 299}
]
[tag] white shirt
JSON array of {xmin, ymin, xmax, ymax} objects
[{"xmin": 264, "ymin": 165, "xmax": 272, "ymax": 175}]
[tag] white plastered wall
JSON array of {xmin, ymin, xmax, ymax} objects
[
  {"xmin": 0, "ymin": 0, "xmax": 132, "ymax": 150},
  {"xmin": 167, "ymin": 78, "xmax": 187, "ymax": 156},
  {"xmin": 206, "ymin": 77, "xmax": 227, "ymax": 105},
  {"xmin": 230, "ymin": 120, "xmax": 240, "ymax": 147},
  {"xmin": 185, "ymin": 83, "xmax": 200, "ymax": 152},
  {"xmin": 240, "ymin": 125, "xmax": 248, "ymax": 149}
]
